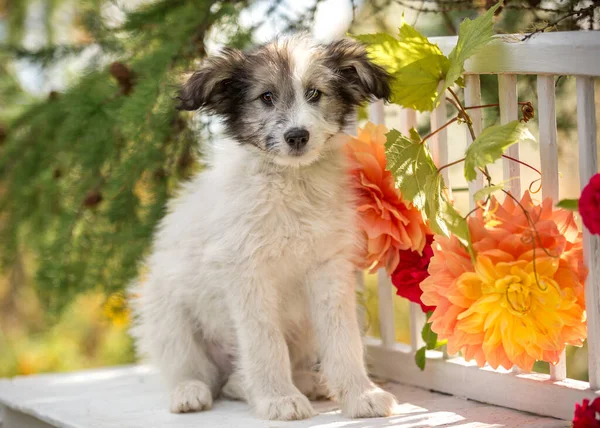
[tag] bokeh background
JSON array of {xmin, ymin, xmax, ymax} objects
[{"xmin": 1, "ymin": 0, "xmax": 598, "ymax": 380}]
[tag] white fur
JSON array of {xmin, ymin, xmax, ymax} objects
[{"xmin": 130, "ymin": 39, "xmax": 398, "ymax": 421}]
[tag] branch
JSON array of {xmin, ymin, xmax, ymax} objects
[
  {"xmin": 422, "ymin": 117, "xmax": 459, "ymax": 144},
  {"xmin": 447, "ymin": 87, "xmax": 476, "ymax": 142},
  {"xmin": 522, "ymin": 3, "xmax": 598, "ymax": 41}
]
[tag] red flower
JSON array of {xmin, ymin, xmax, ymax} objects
[
  {"xmin": 580, "ymin": 173, "xmax": 600, "ymax": 235},
  {"xmin": 391, "ymin": 234, "xmax": 435, "ymax": 313},
  {"xmin": 573, "ymin": 397, "xmax": 600, "ymax": 428}
]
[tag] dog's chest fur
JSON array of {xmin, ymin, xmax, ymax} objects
[
  {"xmin": 148, "ymin": 143, "xmax": 358, "ymax": 344},
  {"xmin": 187, "ymin": 144, "xmax": 357, "ymax": 275}
]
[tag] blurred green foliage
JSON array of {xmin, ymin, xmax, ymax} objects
[
  {"xmin": 0, "ymin": 0, "xmax": 260, "ymax": 377},
  {"xmin": 0, "ymin": 0, "xmax": 255, "ymax": 312},
  {"xmin": 0, "ymin": 0, "xmax": 594, "ymax": 379}
]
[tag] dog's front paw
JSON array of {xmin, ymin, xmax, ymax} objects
[
  {"xmin": 342, "ymin": 387, "xmax": 398, "ymax": 418},
  {"xmin": 255, "ymin": 394, "xmax": 317, "ymax": 420},
  {"xmin": 170, "ymin": 380, "xmax": 213, "ymax": 413}
]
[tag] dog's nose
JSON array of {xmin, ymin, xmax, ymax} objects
[{"xmin": 284, "ymin": 128, "xmax": 310, "ymax": 150}]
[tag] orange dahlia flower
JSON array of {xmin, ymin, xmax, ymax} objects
[
  {"xmin": 345, "ymin": 122, "xmax": 429, "ymax": 273},
  {"xmin": 421, "ymin": 192, "xmax": 587, "ymax": 371}
]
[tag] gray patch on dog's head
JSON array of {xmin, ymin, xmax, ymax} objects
[
  {"xmin": 178, "ymin": 35, "xmax": 392, "ymax": 166},
  {"xmin": 319, "ymin": 39, "xmax": 392, "ymax": 104},
  {"xmin": 177, "ymin": 47, "xmax": 246, "ymax": 113}
]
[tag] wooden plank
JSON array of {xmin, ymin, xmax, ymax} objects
[
  {"xmin": 498, "ymin": 74, "xmax": 521, "ymax": 197},
  {"xmin": 2, "ymin": 406, "xmax": 53, "ymax": 428},
  {"xmin": 377, "ymin": 269, "xmax": 396, "ymax": 349},
  {"xmin": 368, "ymin": 99, "xmax": 385, "ymax": 126},
  {"xmin": 366, "ymin": 339, "xmax": 599, "ymax": 421},
  {"xmin": 431, "ymin": 32, "xmax": 600, "ymax": 77},
  {"xmin": 576, "ymin": 76, "xmax": 600, "ymax": 390},
  {"xmin": 367, "ymin": 101, "xmax": 397, "ymax": 349},
  {"xmin": 399, "ymin": 108, "xmax": 417, "ymax": 135},
  {"xmin": 0, "ymin": 365, "xmax": 570, "ymax": 428},
  {"xmin": 430, "ymin": 81, "xmax": 450, "ymax": 186},
  {"xmin": 536, "ymin": 75, "xmax": 567, "ymax": 381},
  {"xmin": 537, "ymin": 76, "xmax": 560, "ymax": 201},
  {"xmin": 465, "ymin": 75, "xmax": 484, "ymax": 210},
  {"xmin": 409, "ymin": 303, "xmax": 426, "ymax": 351}
]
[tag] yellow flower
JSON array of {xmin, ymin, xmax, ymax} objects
[
  {"xmin": 421, "ymin": 192, "xmax": 587, "ymax": 371},
  {"xmin": 453, "ymin": 256, "xmax": 584, "ymax": 370},
  {"xmin": 103, "ymin": 292, "xmax": 130, "ymax": 327}
]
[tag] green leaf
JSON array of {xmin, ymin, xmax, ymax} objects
[
  {"xmin": 447, "ymin": 3, "xmax": 501, "ymax": 84},
  {"xmin": 386, "ymin": 129, "xmax": 474, "ymax": 256},
  {"xmin": 357, "ymin": 105, "xmax": 369, "ymax": 121},
  {"xmin": 385, "ymin": 128, "xmax": 436, "ymax": 211},
  {"xmin": 464, "ymin": 120, "xmax": 535, "ymax": 182},
  {"xmin": 436, "ymin": 2, "xmax": 502, "ymax": 102},
  {"xmin": 415, "ymin": 346, "xmax": 427, "ymax": 371},
  {"xmin": 556, "ymin": 199, "xmax": 579, "ymax": 211},
  {"xmin": 421, "ymin": 321, "xmax": 438, "ymax": 349},
  {"xmin": 390, "ymin": 55, "xmax": 449, "ymax": 112},
  {"xmin": 355, "ymin": 23, "xmax": 449, "ymax": 112},
  {"xmin": 424, "ymin": 173, "xmax": 473, "ymax": 255},
  {"xmin": 473, "ymin": 184, "xmax": 504, "ymax": 201}
]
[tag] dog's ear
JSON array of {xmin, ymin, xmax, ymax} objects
[
  {"xmin": 177, "ymin": 48, "xmax": 246, "ymax": 113},
  {"xmin": 323, "ymin": 39, "xmax": 392, "ymax": 104}
]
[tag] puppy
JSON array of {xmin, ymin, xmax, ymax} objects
[{"xmin": 130, "ymin": 35, "xmax": 398, "ymax": 421}]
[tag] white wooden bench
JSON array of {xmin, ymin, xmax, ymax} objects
[
  {"xmin": 1, "ymin": 31, "xmax": 599, "ymax": 427},
  {"xmin": 0, "ymin": 365, "xmax": 570, "ymax": 427}
]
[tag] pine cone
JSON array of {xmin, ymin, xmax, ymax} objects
[
  {"xmin": 153, "ymin": 168, "xmax": 167, "ymax": 180},
  {"xmin": 177, "ymin": 150, "xmax": 193, "ymax": 170},
  {"xmin": 109, "ymin": 62, "xmax": 135, "ymax": 95},
  {"xmin": 172, "ymin": 116, "xmax": 187, "ymax": 134},
  {"xmin": 83, "ymin": 190, "xmax": 103, "ymax": 208}
]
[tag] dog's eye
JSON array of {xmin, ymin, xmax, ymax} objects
[
  {"xmin": 260, "ymin": 92, "xmax": 274, "ymax": 106},
  {"xmin": 306, "ymin": 89, "xmax": 322, "ymax": 103}
]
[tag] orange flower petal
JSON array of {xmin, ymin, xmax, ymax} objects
[
  {"xmin": 345, "ymin": 123, "xmax": 429, "ymax": 274},
  {"xmin": 422, "ymin": 192, "xmax": 587, "ymax": 371}
]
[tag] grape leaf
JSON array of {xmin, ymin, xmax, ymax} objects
[
  {"xmin": 355, "ymin": 23, "xmax": 449, "ymax": 112},
  {"xmin": 436, "ymin": 2, "xmax": 502, "ymax": 102},
  {"xmin": 390, "ymin": 55, "xmax": 449, "ymax": 112},
  {"xmin": 385, "ymin": 128, "xmax": 436, "ymax": 211},
  {"xmin": 415, "ymin": 346, "xmax": 427, "ymax": 371},
  {"xmin": 464, "ymin": 120, "xmax": 535, "ymax": 182},
  {"xmin": 386, "ymin": 128, "xmax": 474, "ymax": 256},
  {"xmin": 556, "ymin": 199, "xmax": 579, "ymax": 211},
  {"xmin": 421, "ymin": 321, "xmax": 438, "ymax": 349},
  {"xmin": 424, "ymin": 173, "xmax": 473, "ymax": 255},
  {"xmin": 353, "ymin": 33, "xmax": 408, "ymax": 74},
  {"xmin": 473, "ymin": 184, "xmax": 505, "ymax": 202}
]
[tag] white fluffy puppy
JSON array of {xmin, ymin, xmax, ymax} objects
[{"xmin": 130, "ymin": 35, "xmax": 398, "ymax": 421}]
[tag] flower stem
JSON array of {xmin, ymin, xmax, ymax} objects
[
  {"xmin": 464, "ymin": 103, "xmax": 499, "ymax": 110},
  {"xmin": 463, "ymin": 101, "xmax": 533, "ymax": 111},
  {"xmin": 438, "ymin": 157, "xmax": 466, "ymax": 175},
  {"xmin": 422, "ymin": 117, "xmax": 459, "ymax": 144},
  {"xmin": 501, "ymin": 154, "xmax": 542, "ymax": 176},
  {"xmin": 447, "ymin": 87, "xmax": 477, "ymax": 144}
]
